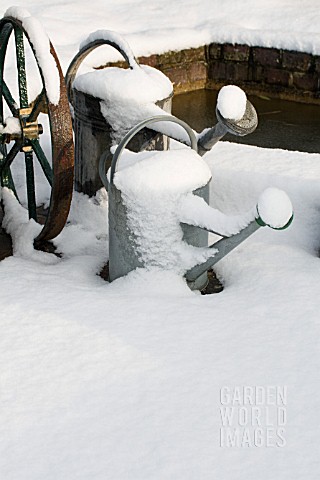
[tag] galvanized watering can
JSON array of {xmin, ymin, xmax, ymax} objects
[
  {"xmin": 0, "ymin": 8, "xmax": 293, "ymax": 273},
  {"xmin": 100, "ymin": 115, "xmax": 294, "ymax": 291}
]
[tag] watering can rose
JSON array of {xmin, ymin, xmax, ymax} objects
[{"xmin": 257, "ymin": 188, "xmax": 293, "ymax": 229}]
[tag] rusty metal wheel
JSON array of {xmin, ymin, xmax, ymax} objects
[{"xmin": 0, "ymin": 14, "xmax": 74, "ymax": 251}]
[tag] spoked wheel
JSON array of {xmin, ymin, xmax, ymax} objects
[{"xmin": 0, "ymin": 14, "xmax": 74, "ymax": 254}]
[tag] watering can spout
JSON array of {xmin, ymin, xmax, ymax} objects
[
  {"xmin": 185, "ymin": 187, "xmax": 293, "ymax": 289},
  {"xmin": 100, "ymin": 115, "xmax": 293, "ymax": 293},
  {"xmin": 197, "ymin": 86, "xmax": 258, "ymax": 156}
]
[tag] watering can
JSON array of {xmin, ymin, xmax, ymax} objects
[
  {"xmin": 65, "ymin": 29, "xmax": 259, "ymax": 198},
  {"xmin": 0, "ymin": 9, "xmax": 291, "ymax": 271},
  {"xmin": 65, "ymin": 31, "xmax": 173, "ymax": 197},
  {"xmin": 100, "ymin": 115, "xmax": 293, "ymax": 291}
]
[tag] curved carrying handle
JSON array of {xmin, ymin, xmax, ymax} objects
[
  {"xmin": 99, "ymin": 115, "xmax": 198, "ymax": 189},
  {"xmin": 65, "ymin": 31, "xmax": 139, "ymax": 105}
]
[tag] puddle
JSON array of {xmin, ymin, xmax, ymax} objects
[{"xmin": 172, "ymin": 90, "xmax": 320, "ymax": 153}]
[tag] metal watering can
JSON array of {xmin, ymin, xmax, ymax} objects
[
  {"xmin": 65, "ymin": 31, "xmax": 173, "ymax": 197},
  {"xmin": 0, "ymin": 9, "xmax": 292, "ymax": 273},
  {"xmin": 100, "ymin": 115, "xmax": 293, "ymax": 291}
]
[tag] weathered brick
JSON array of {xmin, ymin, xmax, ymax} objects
[
  {"xmin": 314, "ymin": 56, "xmax": 320, "ymax": 74},
  {"xmin": 105, "ymin": 44, "xmax": 320, "ymax": 102},
  {"xmin": 208, "ymin": 61, "xmax": 226, "ymax": 80},
  {"xmin": 252, "ymin": 65, "xmax": 268, "ymax": 83},
  {"xmin": 248, "ymin": 64, "xmax": 263, "ymax": 82},
  {"xmin": 225, "ymin": 62, "xmax": 249, "ymax": 81},
  {"xmin": 253, "ymin": 47, "xmax": 280, "ymax": 67},
  {"xmin": 98, "ymin": 60, "xmax": 126, "ymax": 69},
  {"xmin": 162, "ymin": 66, "xmax": 188, "ymax": 85},
  {"xmin": 158, "ymin": 47, "xmax": 206, "ymax": 67},
  {"xmin": 187, "ymin": 62, "xmax": 207, "ymax": 82},
  {"xmin": 158, "ymin": 50, "xmax": 183, "ymax": 66},
  {"xmin": 223, "ymin": 44, "xmax": 250, "ymax": 62},
  {"xmin": 208, "ymin": 43, "xmax": 221, "ymax": 60},
  {"xmin": 265, "ymin": 68, "xmax": 292, "ymax": 86},
  {"xmin": 293, "ymin": 72, "xmax": 319, "ymax": 91},
  {"xmin": 183, "ymin": 47, "xmax": 206, "ymax": 63},
  {"xmin": 138, "ymin": 54, "xmax": 159, "ymax": 68},
  {"xmin": 282, "ymin": 51, "xmax": 312, "ymax": 72}
]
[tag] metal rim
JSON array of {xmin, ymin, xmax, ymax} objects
[
  {"xmin": 0, "ymin": 16, "xmax": 74, "ymax": 247},
  {"xmin": 103, "ymin": 115, "xmax": 198, "ymax": 187},
  {"xmin": 65, "ymin": 37, "xmax": 140, "ymax": 106}
]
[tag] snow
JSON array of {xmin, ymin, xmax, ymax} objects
[
  {"xmin": 113, "ymin": 149, "xmax": 215, "ymax": 272},
  {"xmin": 0, "ymin": 1, "xmax": 320, "ymax": 479},
  {"xmin": 178, "ymin": 193, "xmax": 256, "ymax": 237},
  {"xmin": 79, "ymin": 29, "xmax": 138, "ymax": 69},
  {"xmin": 3, "ymin": 5, "xmax": 30, "ymax": 19},
  {"xmin": 217, "ymin": 85, "xmax": 247, "ymax": 121},
  {"xmin": 73, "ymin": 65, "xmax": 172, "ymax": 107},
  {"xmin": 1, "ymin": 188, "xmax": 59, "ymax": 263},
  {"xmin": 73, "ymin": 63, "xmax": 173, "ymax": 141},
  {"xmin": 114, "ymin": 149, "xmax": 210, "ymax": 194},
  {"xmin": 4, "ymin": 6, "xmax": 60, "ymax": 105},
  {"xmin": 72, "ymin": 36, "xmax": 175, "ymax": 142},
  {"xmin": 100, "ymin": 101, "xmax": 182, "ymax": 144},
  {"xmin": 257, "ymin": 187, "xmax": 293, "ymax": 229},
  {"xmin": 1, "ymin": 138, "xmax": 320, "ymax": 479},
  {"xmin": 0, "ymin": 116, "xmax": 21, "ymax": 134},
  {"xmin": 3, "ymin": 0, "xmax": 320, "ymax": 73},
  {"xmin": 1, "ymin": 187, "xmax": 41, "ymax": 257}
]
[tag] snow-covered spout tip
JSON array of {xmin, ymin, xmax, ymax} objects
[
  {"xmin": 257, "ymin": 188, "xmax": 293, "ymax": 229},
  {"xmin": 217, "ymin": 85, "xmax": 247, "ymax": 121}
]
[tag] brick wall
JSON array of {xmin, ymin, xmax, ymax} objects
[
  {"xmin": 102, "ymin": 47, "xmax": 208, "ymax": 94},
  {"xmin": 206, "ymin": 43, "xmax": 320, "ymax": 104},
  {"xmin": 101, "ymin": 43, "xmax": 320, "ymax": 104}
]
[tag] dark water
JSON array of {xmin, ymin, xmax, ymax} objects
[{"xmin": 172, "ymin": 90, "xmax": 320, "ymax": 153}]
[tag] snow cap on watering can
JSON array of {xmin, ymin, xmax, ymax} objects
[
  {"xmin": 100, "ymin": 115, "xmax": 293, "ymax": 291},
  {"xmin": 66, "ymin": 30, "xmax": 173, "ymax": 196}
]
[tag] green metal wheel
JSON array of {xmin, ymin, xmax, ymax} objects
[{"xmin": 0, "ymin": 14, "xmax": 74, "ymax": 251}]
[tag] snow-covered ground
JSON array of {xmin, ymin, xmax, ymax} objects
[
  {"xmin": 2, "ymin": 0, "xmax": 320, "ymax": 71},
  {"xmin": 1, "ymin": 2, "xmax": 320, "ymax": 479}
]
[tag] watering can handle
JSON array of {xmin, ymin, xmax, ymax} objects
[
  {"xmin": 65, "ymin": 33, "xmax": 139, "ymax": 105},
  {"xmin": 106, "ymin": 115, "xmax": 198, "ymax": 186}
]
